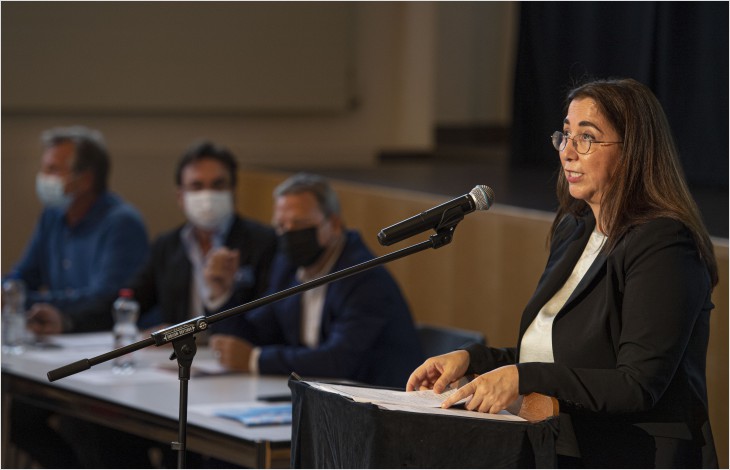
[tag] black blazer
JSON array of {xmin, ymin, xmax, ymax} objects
[
  {"xmin": 465, "ymin": 213, "xmax": 717, "ymax": 468},
  {"xmin": 132, "ymin": 215, "xmax": 277, "ymax": 327},
  {"xmin": 220, "ymin": 230, "xmax": 424, "ymax": 388}
]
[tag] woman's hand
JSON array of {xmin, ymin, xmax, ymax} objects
[
  {"xmin": 441, "ymin": 365, "xmax": 519, "ymax": 413},
  {"xmin": 406, "ymin": 350, "xmax": 470, "ymax": 393}
]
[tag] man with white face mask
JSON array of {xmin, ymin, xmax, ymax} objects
[
  {"xmin": 3, "ymin": 126, "xmax": 149, "ymax": 335},
  {"xmin": 129, "ymin": 140, "xmax": 277, "ymax": 333},
  {"xmin": 3, "ymin": 126, "xmax": 150, "ymax": 469},
  {"xmin": 19, "ymin": 141, "xmax": 277, "ymax": 470}
]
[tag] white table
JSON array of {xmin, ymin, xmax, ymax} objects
[{"xmin": 1, "ymin": 332, "xmax": 292, "ymax": 468}]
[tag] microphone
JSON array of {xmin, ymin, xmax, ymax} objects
[{"xmin": 377, "ymin": 185, "xmax": 495, "ymax": 246}]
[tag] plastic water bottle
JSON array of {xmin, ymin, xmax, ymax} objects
[
  {"xmin": 112, "ymin": 288, "xmax": 140, "ymax": 374},
  {"xmin": 2, "ymin": 279, "xmax": 27, "ymax": 355}
]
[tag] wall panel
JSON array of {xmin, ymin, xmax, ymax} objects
[{"xmin": 2, "ymin": 2, "xmax": 354, "ymax": 114}]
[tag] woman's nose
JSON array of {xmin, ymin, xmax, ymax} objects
[{"xmin": 560, "ymin": 144, "xmax": 577, "ymax": 161}]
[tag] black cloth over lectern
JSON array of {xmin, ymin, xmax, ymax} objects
[{"xmin": 289, "ymin": 379, "xmax": 559, "ymax": 468}]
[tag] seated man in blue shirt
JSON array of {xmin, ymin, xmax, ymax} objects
[
  {"xmin": 5, "ymin": 126, "xmax": 149, "ymax": 469},
  {"xmin": 5, "ymin": 126, "xmax": 149, "ymax": 334},
  {"xmin": 209, "ymin": 173, "xmax": 424, "ymax": 388}
]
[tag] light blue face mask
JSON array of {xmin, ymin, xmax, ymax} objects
[{"xmin": 35, "ymin": 173, "xmax": 72, "ymax": 208}]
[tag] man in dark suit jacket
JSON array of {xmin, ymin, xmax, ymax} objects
[
  {"xmin": 210, "ymin": 173, "xmax": 423, "ymax": 388},
  {"xmin": 133, "ymin": 215, "xmax": 275, "ymax": 330},
  {"xmin": 53, "ymin": 141, "xmax": 278, "ymax": 469},
  {"xmin": 133, "ymin": 141, "xmax": 276, "ymax": 331}
]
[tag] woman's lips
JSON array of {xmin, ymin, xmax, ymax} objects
[{"xmin": 565, "ymin": 169, "xmax": 582, "ymax": 183}]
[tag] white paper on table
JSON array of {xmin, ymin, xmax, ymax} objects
[
  {"xmin": 66, "ymin": 367, "xmax": 179, "ymax": 385},
  {"xmin": 24, "ymin": 348, "xmax": 110, "ymax": 363},
  {"xmin": 35, "ymin": 332, "xmax": 114, "ymax": 349},
  {"xmin": 189, "ymin": 401, "xmax": 293, "ymax": 426},
  {"xmin": 155, "ymin": 358, "xmax": 233, "ymax": 376},
  {"xmin": 190, "ymin": 401, "xmax": 285, "ymax": 417}
]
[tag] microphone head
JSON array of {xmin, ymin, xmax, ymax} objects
[{"xmin": 470, "ymin": 185, "xmax": 495, "ymax": 210}]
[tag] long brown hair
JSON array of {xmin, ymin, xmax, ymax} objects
[{"xmin": 550, "ymin": 78, "xmax": 718, "ymax": 286}]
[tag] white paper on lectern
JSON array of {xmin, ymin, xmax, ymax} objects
[
  {"xmin": 304, "ymin": 381, "xmax": 525, "ymax": 421},
  {"xmin": 305, "ymin": 381, "xmax": 462, "ymax": 407}
]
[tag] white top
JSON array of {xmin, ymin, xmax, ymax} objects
[
  {"xmin": 520, "ymin": 229, "xmax": 606, "ymax": 363},
  {"xmin": 519, "ymin": 228, "xmax": 606, "ymax": 458}
]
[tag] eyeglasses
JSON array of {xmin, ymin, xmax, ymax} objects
[{"xmin": 551, "ymin": 131, "xmax": 623, "ymax": 155}]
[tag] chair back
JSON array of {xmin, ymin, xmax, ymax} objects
[{"xmin": 417, "ymin": 323, "xmax": 486, "ymax": 358}]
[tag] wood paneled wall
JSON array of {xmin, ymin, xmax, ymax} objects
[{"xmin": 238, "ymin": 168, "xmax": 728, "ymax": 466}]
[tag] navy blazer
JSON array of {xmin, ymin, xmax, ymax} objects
[
  {"xmin": 222, "ymin": 230, "xmax": 424, "ymax": 388},
  {"xmin": 133, "ymin": 215, "xmax": 277, "ymax": 327},
  {"xmin": 465, "ymin": 213, "xmax": 716, "ymax": 468}
]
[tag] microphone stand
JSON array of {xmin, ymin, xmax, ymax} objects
[{"xmin": 46, "ymin": 224, "xmax": 461, "ymax": 468}]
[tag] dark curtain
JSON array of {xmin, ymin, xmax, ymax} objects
[{"xmin": 511, "ymin": 1, "xmax": 729, "ymax": 188}]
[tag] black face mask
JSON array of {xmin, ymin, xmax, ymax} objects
[{"xmin": 278, "ymin": 226, "xmax": 325, "ymax": 267}]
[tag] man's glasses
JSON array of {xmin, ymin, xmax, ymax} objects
[{"xmin": 551, "ymin": 131, "xmax": 623, "ymax": 155}]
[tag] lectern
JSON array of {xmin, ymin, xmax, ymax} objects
[{"xmin": 289, "ymin": 379, "xmax": 559, "ymax": 468}]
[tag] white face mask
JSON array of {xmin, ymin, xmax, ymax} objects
[
  {"xmin": 183, "ymin": 190, "xmax": 233, "ymax": 230},
  {"xmin": 36, "ymin": 173, "xmax": 72, "ymax": 208}
]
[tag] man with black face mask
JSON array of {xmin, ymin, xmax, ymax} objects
[{"xmin": 209, "ymin": 173, "xmax": 424, "ymax": 388}]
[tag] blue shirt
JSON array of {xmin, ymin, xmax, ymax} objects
[{"xmin": 6, "ymin": 192, "xmax": 149, "ymax": 315}]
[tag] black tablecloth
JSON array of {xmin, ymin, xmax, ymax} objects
[{"xmin": 289, "ymin": 379, "xmax": 559, "ymax": 468}]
